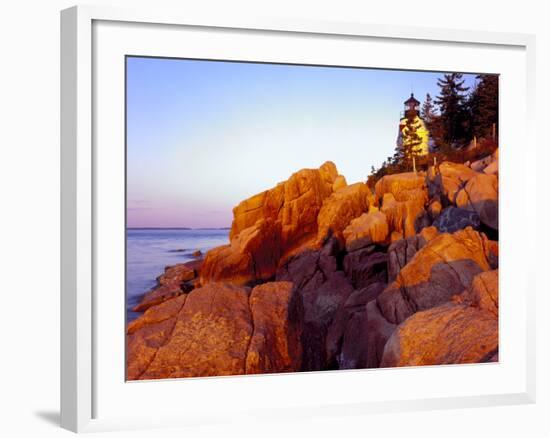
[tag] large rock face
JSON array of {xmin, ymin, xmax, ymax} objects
[
  {"xmin": 199, "ymin": 218, "xmax": 281, "ymax": 286},
  {"xmin": 387, "ymin": 226, "xmax": 439, "ymax": 283},
  {"xmin": 128, "ymin": 282, "xmax": 304, "ymax": 380},
  {"xmin": 377, "ymin": 227, "xmax": 492, "ymax": 324},
  {"xmin": 279, "ymin": 161, "xmax": 340, "ymax": 252},
  {"xmin": 343, "ymin": 247, "xmax": 388, "ymax": 289},
  {"xmin": 456, "ymin": 173, "xmax": 499, "ymax": 230},
  {"xmin": 132, "ymin": 283, "xmax": 253, "ymax": 380},
  {"xmin": 276, "ymin": 243, "xmax": 354, "ymax": 371},
  {"xmin": 365, "ymin": 300, "xmax": 397, "ymax": 368},
  {"xmin": 301, "ymin": 271, "xmax": 355, "ymax": 371},
  {"xmin": 316, "ymin": 182, "xmax": 371, "ymax": 246},
  {"xmin": 343, "ymin": 211, "xmax": 389, "ymax": 251},
  {"xmin": 430, "ymin": 162, "xmax": 478, "ymax": 204},
  {"xmin": 380, "ymin": 192, "xmax": 429, "ymax": 238},
  {"xmin": 380, "ymin": 303, "xmax": 498, "ymax": 367},
  {"xmin": 127, "ymin": 294, "xmax": 189, "ymax": 380},
  {"xmin": 453, "ymin": 269, "xmax": 498, "ymax": 317},
  {"xmin": 374, "ymin": 172, "xmax": 427, "ymax": 203},
  {"xmin": 245, "ymin": 281, "xmax": 303, "ymax": 374},
  {"xmin": 325, "ymin": 282, "xmax": 386, "ymax": 369},
  {"xmin": 230, "ymin": 161, "xmax": 337, "ymax": 246},
  {"xmin": 201, "ymin": 162, "xmax": 342, "ymax": 286},
  {"xmin": 374, "ymin": 172, "xmax": 429, "ymax": 239}
]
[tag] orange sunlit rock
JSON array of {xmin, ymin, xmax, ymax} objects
[
  {"xmin": 316, "ymin": 182, "xmax": 371, "ymax": 246},
  {"xmin": 133, "ymin": 283, "xmax": 253, "ymax": 379},
  {"xmin": 202, "ymin": 162, "xmax": 343, "ymax": 285},
  {"xmin": 127, "ymin": 294, "xmax": 188, "ymax": 380},
  {"xmin": 453, "ymin": 269, "xmax": 498, "ymax": 317},
  {"xmin": 381, "ymin": 190, "xmax": 429, "ymax": 238},
  {"xmin": 128, "ymin": 281, "xmax": 305, "ymax": 380},
  {"xmin": 387, "ymin": 226, "xmax": 439, "ymax": 283},
  {"xmin": 343, "ymin": 211, "xmax": 389, "ymax": 251},
  {"xmin": 374, "ymin": 172, "xmax": 427, "ymax": 204},
  {"xmin": 377, "ymin": 227, "xmax": 492, "ymax": 324},
  {"xmin": 230, "ymin": 162, "xmax": 337, "ymax": 248},
  {"xmin": 380, "ymin": 303, "xmax": 498, "ymax": 367},
  {"xmin": 456, "ymin": 173, "xmax": 499, "ymax": 230},
  {"xmin": 133, "ymin": 261, "xmax": 200, "ymax": 312},
  {"xmin": 430, "ymin": 162, "xmax": 479, "ymax": 204},
  {"xmin": 332, "ymin": 174, "xmax": 348, "ymax": 191},
  {"xmin": 200, "ymin": 218, "xmax": 281, "ymax": 286},
  {"xmin": 245, "ymin": 281, "xmax": 303, "ymax": 374}
]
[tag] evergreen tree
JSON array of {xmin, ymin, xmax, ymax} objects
[
  {"xmin": 468, "ymin": 74, "xmax": 498, "ymax": 139},
  {"xmin": 435, "ymin": 73, "xmax": 470, "ymax": 147},
  {"xmin": 421, "ymin": 93, "xmax": 436, "ymax": 124},
  {"xmin": 421, "ymin": 93, "xmax": 438, "ymax": 151},
  {"xmin": 401, "ymin": 114, "xmax": 423, "ymax": 169}
]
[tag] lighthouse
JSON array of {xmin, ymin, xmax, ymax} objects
[
  {"xmin": 404, "ymin": 93, "xmax": 420, "ymax": 118},
  {"xmin": 396, "ymin": 93, "xmax": 431, "ymax": 157}
]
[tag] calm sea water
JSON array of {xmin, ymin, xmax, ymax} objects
[{"xmin": 126, "ymin": 228, "xmax": 229, "ymax": 322}]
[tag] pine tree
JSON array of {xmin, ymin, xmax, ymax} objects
[
  {"xmin": 469, "ymin": 74, "xmax": 498, "ymax": 139},
  {"xmin": 421, "ymin": 93, "xmax": 438, "ymax": 151},
  {"xmin": 401, "ymin": 114, "xmax": 423, "ymax": 169},
  {"xmin": 421, "ymin": 93, "xmax": 436, "ymax": 124},
  {"xmin": 435, "ymin": 73, "xmax": 470, "ymax": 147}
]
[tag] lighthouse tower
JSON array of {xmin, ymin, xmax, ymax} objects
[
  {"xmin": 404, "ymin": 93, "xmax": 420, "ymax": 118},
  {"xmin": 396, "ymin": 93, "xmax": 431, "ymax": 156}
]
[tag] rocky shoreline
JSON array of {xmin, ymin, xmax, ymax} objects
[{"xmin": 127, "ymin": 153, "xmax": 499, "ymax": 380}]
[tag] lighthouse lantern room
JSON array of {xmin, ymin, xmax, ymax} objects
[{"xmin": 403, "ymin": 93, "xmax": 421, "ymax": 118}]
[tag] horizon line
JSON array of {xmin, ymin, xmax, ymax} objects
[{"xmin": 127, "ymin": 226, "xmax": 231, "ymax": 230}]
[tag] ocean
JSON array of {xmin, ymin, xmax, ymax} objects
[{"xmin": 126, "ymin": 228, "xmax": 229, "ymax": 322}]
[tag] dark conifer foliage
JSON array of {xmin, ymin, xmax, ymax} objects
[
  {"xmin": 435, "ymin": 73, "xmax": 470, "ymax": 146},
  {"xmin": 468, "ymin": 74, "xmax": 499, "ymax": 140},
  {"xmin": 421, "ymin": 93, "xmax": 436, "ymax": 124}
]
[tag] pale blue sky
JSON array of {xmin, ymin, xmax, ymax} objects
[{"xmin": 126, "ymin": 57, "xmax": 477, "ymax": 228}]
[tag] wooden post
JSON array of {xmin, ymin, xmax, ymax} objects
[
  {"xmin": 413, "ymin": 156, "xmax": 417, "ymax": 174},
  {"xmin": 474, "ymin": 135, "xmax": 477, "ymax": 149}
]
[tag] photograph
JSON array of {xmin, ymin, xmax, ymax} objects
[{"xmin": 125, "ymin": 56, "xmax": 499, "ymax": 380}]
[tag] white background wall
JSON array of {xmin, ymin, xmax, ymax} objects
[{"xmin": 0, "ymin": 1, "xmax": 547, "ymax": 437}]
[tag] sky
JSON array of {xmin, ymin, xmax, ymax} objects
[{"xmin": 126, "ymin": 57, "xmax": 478, "ymax": 228}]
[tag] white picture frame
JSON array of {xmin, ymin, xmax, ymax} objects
[{"xmin": 61, "ymin": 4, "xmax": 537, "ymax": 433}]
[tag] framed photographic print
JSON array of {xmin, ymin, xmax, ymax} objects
[{"xmin": 61, "ymin": 5, "xmax": 536, "ymax": 433}]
